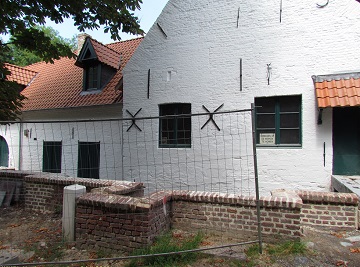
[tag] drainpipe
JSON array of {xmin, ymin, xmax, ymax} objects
[{"xmin": 18, "ymin": 120, "xmax": 23, "ymax": 170}]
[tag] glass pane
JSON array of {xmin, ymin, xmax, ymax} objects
[
  {"xmin": 255, "ymin": 97, "xmax": 275, "ymax": 113},
  {"xmin": 280, "ymin": 129, "xmax": 300, "ymax": 144},
  {"xmin": 280, "ymin": 113, "xmax": 299, "ymax": 128},
  {"xmin": 279, "ymin": 96, "xmax": 301, "ymax": 112},
  {"xmin": 257, "ymin": 114, "xmax": 275, "ymax": 128}
]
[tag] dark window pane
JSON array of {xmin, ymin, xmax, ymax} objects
[
  {"xmin": 279, "ymin": 96, "xmax": 301, "ymax": 112},
  {"xmin": 159, "ymin": 103, "xmax": 191, "ymax": 147},
  {"xmin": 255, "ymin": 95, "xmax": 301, "ymax": 146},
  {"xmin": 255, "ymin": 97, "xmax": 276, "ymax": 113},
  {"xmin": 280, "ymin": 114, "xmax": 300, "ymax": 128},
  {"xmin": 78, "ymin": 142, "xmax": 100, "ymax": 179},
  {"xmin": 43, "ymin": 141, "xmax": 62, "ymax": 173},
  {"xmin": 280, "ymin": 129, "xmax": 300, "ymax": 144},
  {"xmin": 257, "ymin": 114, "xmax": 275, "ymax": 128}
]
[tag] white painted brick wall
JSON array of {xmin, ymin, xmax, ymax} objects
[
  {"xmin": 123, "ymin": 0, "xmax": 360, "ymax": 195},
  {"xmin": 0, "ymin": 104, "xmax": 123, "ymax": 180}
]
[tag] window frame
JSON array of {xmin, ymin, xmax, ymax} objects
[
  {"xmin": 42, "ymin": 141, "xmax": 62, "ymax": 173},
  {"xmin": 83, "ymin": 64, "xmax": 102, "ymax": 91},
  {"xmin": 159, "ymin": 103, "xmax": 192, "ymax": 148},
  {"xmin": 255, "ymin": 95, "xmax": 302, "ymax": 147}
]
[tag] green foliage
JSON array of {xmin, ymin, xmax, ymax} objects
[
  {"xmin": 7, "ymin": 26, "xmax": 77, "ymax": 66},
  {"xmin": 0, "ymin": 0, "xmax": 143, "ymax": 121},
  {"xmin": 127, "ymin": 231, "xmax": 204, "ymax": 267},
  {"xmin": 0, "ymin": 78, "xmax": 25, "ymax": 122}
]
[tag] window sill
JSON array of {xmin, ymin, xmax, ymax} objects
[
  {"xmin": 159, "ymin": 144, "xmax": 192, "ymax": 149},
  {"xmin": 80, "ymin": 89, "xmax": 102, "ymax": 96},
  {"xmin": 256, "ymin": 144, "xmax": 302, "ymax": 149}
]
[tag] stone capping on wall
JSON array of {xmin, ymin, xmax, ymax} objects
[
  {"xmin": 295, "ymin": 190, "xmax": 359, "ymax": 205},
  {"xmin": 77, "ymin": 190, "xmax": 303, "ymax": 211},
  {"xmin": 0, "ymin": 170, "xmax": 144, "ymax": 193}
]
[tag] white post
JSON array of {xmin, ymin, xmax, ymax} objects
[{"xmin": 62, "ymin": 184, "xmax": 86, "ymax": 241}]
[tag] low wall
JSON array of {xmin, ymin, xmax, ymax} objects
[
  {"xmin": 1, "ymin": 171, "xmax": 359, "ymax": 253},
  {"xmin": 0, "ymin": 170, "xmax": 144, "ymax": 212},
  {"xmin": 297, "ymin": 190, "xmax": 358, "ymax": 228},
  {"xmin": 76, "ymin": 189, "xmax": 359, "ymax": 252},
  {"xmin": 76, "ymin": 192, "xmax": 171, "ymax": 252}
]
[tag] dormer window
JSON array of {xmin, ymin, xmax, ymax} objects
[
  {"xmin": 75, "ymin": 37, "xmax": 121, "ymax": 92},
  {"xmin": 85, "ymin": 64, "xmax": 100, "ymax": 90}
]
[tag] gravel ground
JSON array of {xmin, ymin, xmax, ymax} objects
[{"xmin": 1, "ymin": 206, "xmax": 360, "ymax": 267}]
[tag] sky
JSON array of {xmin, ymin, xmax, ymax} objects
[{"xmin": 2, "ymin": 0, "xmax": 168, "ymax": 44}]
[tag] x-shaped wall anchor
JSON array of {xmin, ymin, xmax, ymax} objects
[
  {"xmin": 201, "ymin": 104, "xmax": 224, "ymax": 131},
  {"xmin": 126, "ymin": 108, "xmax": 142, "ymax": 132}
]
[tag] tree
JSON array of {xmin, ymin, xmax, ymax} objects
[
  {"xmin": 0, "ymin": 0, "xmax": 144, "ymax": 122},
  {"xmin": 6, "ymin": 26, "xmax": 77, "ymax": 66}
]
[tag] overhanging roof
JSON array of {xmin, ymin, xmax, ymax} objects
[{"xmin": 312, "ymin": 72, "xmax": 360, "ymax": 108}]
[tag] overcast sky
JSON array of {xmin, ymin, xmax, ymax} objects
[{"xmin": 2, "ymin": 0, "xmax": 168, "ymax": 44}]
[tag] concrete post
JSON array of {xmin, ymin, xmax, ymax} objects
[{"xmin": 62, "ymin": 184, "xmax": 86, "ymax": 241}]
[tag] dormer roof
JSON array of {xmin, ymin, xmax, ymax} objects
[{"xmin": 76, "ymin": 37, "xmax": 122, "ymax": 69}]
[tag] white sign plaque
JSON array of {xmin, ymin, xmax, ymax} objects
[{"xmin": 260, "ymin": 133, "xmax": 275, "ymax": 144}]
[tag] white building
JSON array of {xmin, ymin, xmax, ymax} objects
[
  {"xmin": 122, "ymin": 0, "xmax": 360, "ymax": 195},
  {"xmin": 0, "ymin": 36, "xmax": 143, "ymax": 180}
]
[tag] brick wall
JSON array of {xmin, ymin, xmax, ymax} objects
[
  {"xmin": 297, "ymin": 191, "xmax": 358, "ymax": 229},
  {"xmin": 76, "ymin": 191, "xmax": 171, "ymax": 252},
  {"xmin": 171, "ymin": 191, "xmax": 302, "ymax": 241},
  {"xmin": 0, "ymin": 170, "xmax": 144, "ymax": 212}
]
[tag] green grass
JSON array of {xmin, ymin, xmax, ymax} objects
[
  {"xmin": 126, "ymin": 231, "xmax": 204, "ymax": 267},
  {"xmin": 267, "ymin": 240, "xmax": 307, "ymax": 255},
  {"xmin": 241, "ymin": 240, "xmax": 308, "ymax": 267}
]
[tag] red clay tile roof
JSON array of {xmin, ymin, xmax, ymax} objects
[
  {"xmin": 89, "ymin": 38, "xmax": 121, "ymax": 69},
  {"xmin": 21, "ymin": 37, "xmax": 143, "ymax": 111},
  {"xmin": 4, "ymin": 63, "xmax": 38, "ymax": 86},
  {"xmin": 312, "ymin": 72, "xmax": 360, "ymax": 108}
]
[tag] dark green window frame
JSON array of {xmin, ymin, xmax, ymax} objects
[
  {"xmin": 255, "ymin": 95, "xmax": 302, "ymax": 147},
  {"xmin": 84, "ymin": 64, "xmax": 101, "ymax": 91},
  {"xmin": 43, "ymin": 141, "xmax": 62, "ymax": 173},
  {"xmin": 159, "ymin": 103, "xmax": 191, "ymax": 148}
]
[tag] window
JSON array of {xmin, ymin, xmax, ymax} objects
[
  {"xmin": 43, "ymin": 141, "xmax": 62, "ymax": 173},
  {"xmin": 85, "ymin": 65, "xmax": 99, "ymax": 90},
  {"xmin": 255, "ymin": 95, "xmax": 301, "ymax": 146},
  {"xmin": 78, "ymin": 142, "xmax": 100, "ymax": 179},
  {"xmin": 159, "ymin": 103, "xmax": 191, "ymax": 148}
]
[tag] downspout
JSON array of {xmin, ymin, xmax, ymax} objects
[{"xmin": 18, "ymin": 119, "xmax": 23, "ymax": 170}]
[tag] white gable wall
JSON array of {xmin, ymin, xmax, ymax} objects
[
  {"xmin": 0, "ymin": 104, "xmax": 123, "ymax": 180},
  {"xmin": 123, "ymin": 0, "xmax": 360, "ymax": 195}
]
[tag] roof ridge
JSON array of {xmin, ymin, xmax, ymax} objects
[
  {"xmin": 89, "ymin": 37, "xmax": 122, "ymax": 56},
  {"xmin": 106, "ymin": 36, "xmax": 144, "ymax": 46}
]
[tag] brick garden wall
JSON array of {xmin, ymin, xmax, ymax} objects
[
  {"xmin": 1, "ymin": 170, "xmax": 359, "ymax": 253},
  {"xmin": 76, "ymin": 192, "xmax": 171, "ymax": 252},
  {"xmin": 0, "ymin": 170, "xmax": 144, "ymax": 212},
  {"xmin": 297, "ymin": 191, "xmax": 358, "ymax": 228}
]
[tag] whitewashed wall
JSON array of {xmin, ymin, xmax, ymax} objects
[
  {"xmin": 0, "ymin": 104, "xmax": 123, "ymax": 180},
  {"xmin": 123, "ymin": 0, "xmax": 360, "ymax": 195},
  {"xmin": 0, "ymin": 123, "xmax": 20, "ymax": 169}
]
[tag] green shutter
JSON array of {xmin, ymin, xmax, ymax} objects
[
  {"xmin": 43, "ymin": 141, "xmax": 62, "ymax": 173},
  {"xmin": 78, "ymin": 142, "xmax": 100, "ymax": 179},
  {"xmin": 0, "ymin": 136, "xmax": 9, "ymax": 167}
]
